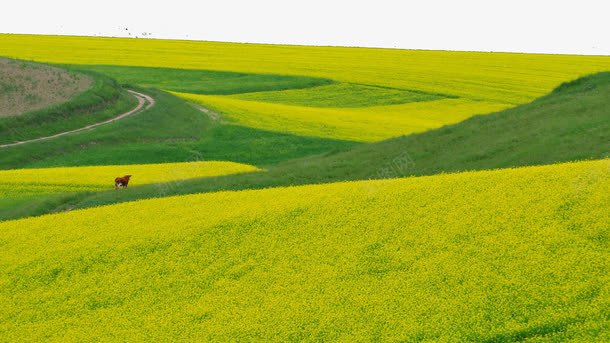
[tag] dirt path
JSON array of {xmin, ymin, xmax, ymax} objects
[
  {"xmin": 191, "ymin": 104, "xmax": 221, "ymax": 121},
  {"xmin": 0, "ymin": 90, "xmax": 155, "ymax": 148}
]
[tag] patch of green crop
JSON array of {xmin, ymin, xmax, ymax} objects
[
  {"xmin": 80, "ymin": 65, "xmax": 334, "ymax": 95},
  {"xmin": 232, "ymin": 82, "xmax": 449, "ymax": 108},
  {"xmin": 0, "ymin": 88, "xmax": 358, "ymax": 170}
]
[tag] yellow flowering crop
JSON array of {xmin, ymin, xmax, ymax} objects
[
  {"xmin": 1, "ymin": 159, "xmax": 608, "ymax": 340},
  {"xmin": 1, "ymin": 34, "xmax": 610, "ymax": 141},
  {"xmin": 0, "ymin": 161, "xmax": 260, "ymax": 198},
  {"xmin": 1, "ymin": 34, "xmax": 609, "ymax": 104},
  {"xmin": 175, "ymin": 92, "xmax": 508, "ymax": 141}
]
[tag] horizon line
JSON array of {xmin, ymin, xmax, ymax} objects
[{"xmin": 1, "ymin": 32, "xmax": 608, "ymax": 58}]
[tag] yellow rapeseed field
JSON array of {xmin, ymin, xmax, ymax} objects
[
  {"xmin": 2, "ymin": 34, "xmax": 610, "ymax": 104},
  {"xmin": 175, "ymin": 92, "xmax": 508, "ymax": 141},
  {"xmin": 0, "ymin": 161, "xmax": 260, "ymax": 198},
  {"xmin": 1, "ymin": 159, "xmax": 608, "ymax": 340},
  {"xmin": 2, "ymin": 34, "xmax": 610, "ymax": 140}
]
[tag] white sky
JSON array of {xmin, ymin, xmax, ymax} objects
[{"xmin": 2, "ymin": 0, "xmax": 609, "ymax": 55}]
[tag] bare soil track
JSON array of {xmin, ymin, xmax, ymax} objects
[{"xmin": 0, "ymin": 90, "xmax": 154, "ymax": 148}]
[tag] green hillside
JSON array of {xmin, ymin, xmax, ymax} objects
[
  {"xmin": 6, "ymin": 71, "xmax": 606, "ymax": 221},
  {"xmin": 0, "ymin": 58, "xmax": 91, "ymax": 117},
  {"xmin": 0, "ymin": 87, "xmax": 357, "ymax": 170},
  {"xmin": 81, "ymin": 65, "xmax": 335, "ymax": 95},
  {"xmin": 0, "ymin": 60, "xmax": 137, "ymax": 145}
]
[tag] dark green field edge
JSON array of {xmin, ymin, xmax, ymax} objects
[
  {"xmin": 3, "ymin": 72, "xmax": 608, "ymax": 221},
  {"xmin": 81, "ymin": 65, "xmax": 335, "ymax": 95},
  {"xmin": 0, "ymin": 66, "xmax": 137, "ymax": 145}
]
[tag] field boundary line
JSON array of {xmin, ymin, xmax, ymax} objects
[{"xmin": 0, "ymin": 90, "xmax": 154, "ymax": 148}]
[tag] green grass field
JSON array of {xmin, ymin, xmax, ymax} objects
[
  {"xmin": 0, "ymin": 57, "xmax": 91, "ymax": 118},
  {"xmin": 0, "ymin": 34, "xmax": 609, "ymax": 340},
  {"xmin": 0, "ymin": 71, "xmax": 136, "ymax": 145},
  {"xmin": 230, "ymin": 82, "xmax": 449, "ymax": 107},
  {"xmin": 0, "ymin": 87, "xmax": 357, "ymax": 170},
  {"xmin": 80, "ymin": 65, "xmax": 334, "ymax": 95},
  {"xmin": 5, "ymin": 71, "xmax": 608, "ymax": 220},
  {"xmin": 0, "ymin": 58, "xmax": 141, "ymax": 145}
]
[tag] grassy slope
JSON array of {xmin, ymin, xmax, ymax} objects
[
  {"xmin": 0, "ymin": 64, "xmax": 137, "ymax": 145},
  {"xmin": 11, "ymin": 71, "xmax": 606, "ymax": 220},
  {"xmin": 80, "ymin": 65, "xmax": 334, "ymax": 95},
  {"xmin": 1, "ymin": 160, "xmax": 608, "ymax": 341},
  {"xmin": 0, "ymin": 88, "xmax": 357, "ymax": 170},
  {"xmin": 0, "ymin": 58, "xmax": 91, "ymax": 117}
]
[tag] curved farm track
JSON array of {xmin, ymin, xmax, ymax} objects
[{"xmin": 0, "ymin": 90, "xmax": 155, "ymax": 148}]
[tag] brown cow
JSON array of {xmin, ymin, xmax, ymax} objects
[{"xmin": 114, "ymin": 175, "xmax": 132, "ymax": 190}]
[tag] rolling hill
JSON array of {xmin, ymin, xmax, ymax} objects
[
  {"xmin": 0, "ymin": 57, "xmax": 91, "ymax": 117},
  {"xmin": 0, "ymin": 34, "xmax": 609, "ymax": 340},
  {"xmin": 0, "ymin": 161, "xmax": 259, "ymax": 220},
  {"xmin": 2, "ymin": 34, "xmax": 610, "ymax": 105},
  {"xmin": 1, "ymin": 34, "xmax": 610, "ymax": 144},
  {"xmin": 0, "ymin": 58, "xmax": 137, "ymax": 145},
  {"xmin": 1, "ymin": 159, "xmax": 607, "ymax": 341},
  {"xmin": 4, "ymin": 71, "xmax": 607, "ymax": 221}
]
